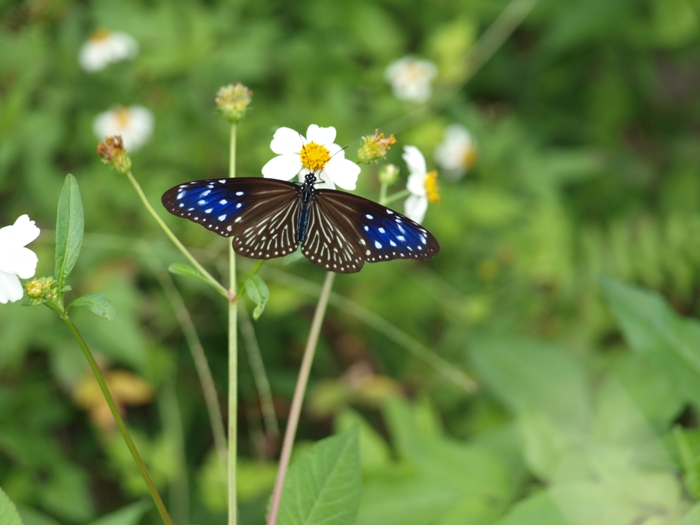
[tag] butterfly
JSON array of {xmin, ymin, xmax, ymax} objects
[{"xmin": 161, "ymin": 172, "xmax": 440, "ymax": 274}]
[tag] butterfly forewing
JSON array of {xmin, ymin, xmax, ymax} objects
[
  {"xmin": 161, "ymin": 178, "xmax": 301, "ymax": 258},
  {"xmin": 307, "ymin": 190, "xmax": 440, "ymax": 273}
]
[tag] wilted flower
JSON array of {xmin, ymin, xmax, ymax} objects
[
  {"xmin": 97, "ymin": 135, "xmax": 132, "ymax": 174},
  {"xmin": 403, "ymin": 146, "xmax": 440, "ymax": 224},
  {"xmin": 434, "ymin": 124, "xmax": 477, "ymax": 180},
  {"xmin": 79, "ymin": 29, "xmax": 138, "ymax": 72},
  {"xmin": 216, "ymin": 83, "xmax": 253, "ymax": 123},
  {"xmin": 93, "ymin": 106, "xmax": 154, "ymax": 151},
  {"xmin": 385, "ymin": 56, "xmax": 438, "ymax": 103},
  {"xmin": 0, "ymin": 215, "xmax": 40, "ymax": 304},
  {"xmin": 262, "ymin": 124, "xmax": 361, "ymax": 190},
  {"xmin": 357, "ymin": 130, "xmax": 396, "ymax": 164}
]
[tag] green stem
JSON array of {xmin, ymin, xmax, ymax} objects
[
  {"xmin": 61, "ymin": 314, "xmax": 173, "ymax": 525},
  {"xmin": 228, "ymin": 123, "xmax": 239, "ymax": 525},
  {"xmin": 379, "ymin": 182, "xmax": 389, "ymax": 206},
  {"xmin": 126, "ymin": 171, "xmax": 229, "ymax": 298},
  {"xmin": 382, "ymin": 188, "xmax": 410, "ymax": 206},
  {"xmin": 266, "ymin": 271, "xmax": 336, "ymax": 525}
]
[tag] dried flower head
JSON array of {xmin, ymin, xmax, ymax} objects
[
  {"xmin": 357, "ymin": 130, "xmax": 397, "ymax": 164},
  {"xmin": 97, "ymin": 135, "xmax": 132, "ymax": 174}
]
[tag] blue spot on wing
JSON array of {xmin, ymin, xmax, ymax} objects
[
  {"xmin": 361, "ymin": 213, "xmax": 430, "ymax": 258},
  {"xmin": 166, "ymin": 180, "xmax": 248, "ymax": 235}
]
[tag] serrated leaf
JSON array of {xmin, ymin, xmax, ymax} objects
[
  {"xmin": 68, "ymin": 294, "xmax": 115, "ymax": 322},
  {"xmin": 168, "ymin": 263, "xmax": 212, "ymax": 286},
  {"xmin": 245, "ymin": 275, "xmax": 269, "ymax": 320},
  {"xmin": 0, "ymin": 487, "xmax": 25, "ymax": 525},
  {"xmin": 277, "ymin": 427, "xmax": 361, "ymax": 525},
  {"xmin": 54, "ymin": 174, "xmax": 84, "ymax": 290}
]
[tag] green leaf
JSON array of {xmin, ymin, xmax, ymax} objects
[
  {"xmin": 674, "ymin": 427, "xmax": 700, "ymax": 500},
  {"xmin": 600, "ymin": 275, "xmax": 700, "ymax": 405},
  {"xmin": 336, "ymin": 409, "xmax": 391, "ymax": 472},
  {"xmin": 54, "ymin": 174, "xmax": 84, "ymax": 290},
  {"xmin": 0, "ymin": 487, "xmax": 25, "ymax": 525},
  {"xmin": 680, "ymin": 502, "xmax": 700, "ymax": 525},
  {"xmin": 86, "ymin": 501, "xmax": 150, "ymax": 525},
  {"xmin": 283, "ymin": 246, "xmax": 305, "ymax": 266},
  {"xmin": 245, "ymin": 275, "xmax": 269, "ymax": 320},
  {"xmin": 277, "ymin": 427, "xmax": 361, "ymax": 525},
  {"xmin": 167, "ymin": 263, "xmax": 212, "ymax": 286},
  {"xmin": 68, "ymin": 294, "xmax": 115, "ymax": 322},
  {"xmin": 495, "ymin": 491, "xmax": 566, "ymax": 525}
]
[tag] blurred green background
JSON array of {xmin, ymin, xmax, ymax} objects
[{"xmin": 3, "ymin": 0, "xmax": 700, "ymax": 524}]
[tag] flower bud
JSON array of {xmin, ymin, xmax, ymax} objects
[
  {"xmin": 357, "ymin": 130, "xmax": 397, "ymax": 164},
  {"xmin": 97, "ymin": 135, "xmax": 132, "ymax": 175},
  {"xmin": 378, "ymin": 164, "xmax": 400, "ymax": 185},
  {"xmin": 216, "ymin": 83, "xmax": 253, "ymax": 123},
  {"xmin": 24, "ymin": 276, "xmax": 58, "ymax": 306}
]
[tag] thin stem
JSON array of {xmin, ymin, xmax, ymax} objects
[
  {"xmin": 144, "ymin": 250, "xmax": 228, "ymax": 471},
  {"xmin": 228, "ymin": 123, "xmax": 239, "ymax": 525},
  {"xmin": 379, "ymin": 182, "xmax": 389, "ymax": 206},
  {"xmin": 160, "ymin": 382, "xmax": 189, "ymax": 525},
  {"xmin": 239, "ymin": 303, "xmax": 280, "ymax": 441},
  {"xmin": 382, "ymin": 188, "xmax": 411, "ymax": 207},
  {"xmin": 61, "ymin": 314, "xmax": 173, "ymax": 525},
  {"xmin": 266, "ymin": 271, "xmax": 336, "ymax": 525},
  {"xmin": 263, "ymin": 267, "xmax": 478, "ymax": 392},
  {"xmin": 126, "ymin": 171, "xmax": 229, "ymax": 298}
]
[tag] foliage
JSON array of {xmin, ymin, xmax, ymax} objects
[{"xmin": 2, "ymin": 0, "xmax": 700, "ymax": 523}]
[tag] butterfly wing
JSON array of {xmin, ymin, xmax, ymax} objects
[
  {"xmin": 161, "ymin": 178, "xmax": 302, "ymax": 259},
  {"xmin": 303, "ymin": 190, "xmax": 440, "ymax": 274}
]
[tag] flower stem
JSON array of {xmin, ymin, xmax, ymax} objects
[
  {"xmin": 266, "ymin": 271, "xmax": 336, "ymax": 525},
  {"xmin": 382, "ymin": 188, "xmax": 411, "ymax": 206},
  {"xmin": 228, "ymin": 123, "xmax": 239, "ymax": 525},
  {"xmin": 126, "ymin": 171, "xmax": 229, "ymax": 298},
  {"xmin": 61, "ymin": 314, "xmax": 173, "ymax": 525}
]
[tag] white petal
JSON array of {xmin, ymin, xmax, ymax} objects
[
  {"xmin": 0, "ymin": 215, "xmax": 41, "ymax": 248},
  {"xmin": 270, "ymin": 127, "xmax": 304, "ymax": 155},
  {"xmin": 0, "ymin": 270, "xmax": 24, "ymax": 303},
  {"xmin": 323, "ymin": 157, "xmax": 360, "ymax": 191},
  {"xmin": 393, "ymin": 81, "xmax": 432, "ymax": 103},
  {"xmin": 406, "ymin": 172, "xmax": 427, "ymax": 197},
  {"xmin": 306, "ymin": 125, "xmax": 336, "ymax": 146},
  {"xmin": 402, "ymin": 145, "xmax": 427, "ymax": 176},
  {"xmin": 0, "ymin": 246, "xmax": 38, "ymax": 279},
  {"xmin": 262, "ymin": 154, "xmax": 302, "ymax": 180},
  {"xmin": 314, "ymin": 171, "xmax": 336, "ymax": 190},
  {"xmin": 404, "ymin": 195, "xmax": 428, "ymax": 224}
]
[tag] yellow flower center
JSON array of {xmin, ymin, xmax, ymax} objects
[
  {"xmin": 300, "ymin": 142, "xmax": 331, "ymax": 171},
  {"xmin": 424, "ymin": 170, "xmax": 440, "ymax": 204},
  {"xmin": 90, "ymin": 29, "xmax": 112, "ymax": 41},
  {"xmin": 114, "ymin": 107, "xmax": 131, "ymax": 128},
  {"xmin": 462, "ymin": 145, "xmax": 477, "ymax": 168}
]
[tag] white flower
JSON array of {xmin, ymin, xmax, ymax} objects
[
  {"xmin": 403, "ymin": 146, "xmax": 439, "ymax": 224},
  {"xmin": 79, "ymin": 30, "xmax": 138, "ymax": 72},
  {"xmin": 434, "ymin": 124, "xmax": 477, "ymax": 180},
  {"xmin": 385, "ymin": 56, "xmax": 438, "ymax": 103},
  {"xmin": 0, "ymin": 215, "xmax": 40, "ymax": 304},
  {"xmin": 93, "ymin": 106, "xmax": 154, "ymax": 151},
  {"xmin": 262, "ymin": 125, "xmax": 361, "ymax": 190}
]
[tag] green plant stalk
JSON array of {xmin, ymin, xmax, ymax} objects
[
  {"xmin": 266, "ymin": 271, "xmax": 336, "ymax": 525},
  {"xmin": 228, "ymin": 123, "xmax": 239, "ymax": 525},
  {"xmin": 126, "ymin": 171, "xmax": 229, "ymax": 298},
  {"xmin": 61, "ymin": 314, "xmax": 173, "ymax": 525},
  {"xmin": 382, "ymin": 189, "xmax": 411, "ymax": 207}
]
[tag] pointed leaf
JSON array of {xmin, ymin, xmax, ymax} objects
[
  {"xmin": 277, "ymin": 427, "xmax": 361, "ymax": 525},
  {"xmin": 86, "ymin": 501, "xmax": 150, "ymax": 525},
  {"xmin": 245, "ymin": 275, "xmax": 269, "ymax": 320},
  {"xmin": 168, "ymin": 263, "xmax": 212, "ymax": 287},
  {"xmin": 68, "ymin": 294, "xmax": 115, "ymax": 322},
  {"xmin": 54, "ymin": 174, "xmax": 84, "ymax": 290},
  {"xmin": 0, "ymin": 487, "xmax": 25, "ymax": 525}
]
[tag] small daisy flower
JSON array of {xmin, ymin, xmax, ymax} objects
[
  {"xmin": 262, "ymin": 124, "xmax": 361, "ymax": 190},
  {"xmin": 434, "ymin": 124, "xmax": 477, "ymax": 180},
  {"xmin": 79, "ymin": 29, "xmax": 138, "ymax": 73},
  {"xmin": 0, "ymin": 215, "xmax": 40, "ymax": 304},
  {"xmin": 93, "ymin": 106, "xmax": 154, "ymax": 151},
  {"xmin": 385, "ymin": 56, "xmax": 438, "ymax": 103},
  {"xmin": 403, "ymin": 146, "xmax": 440, "ymax": 224}
]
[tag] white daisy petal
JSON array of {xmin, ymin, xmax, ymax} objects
[
  {"xmin": 314, "ymin": 172, "xmax": 336, "ymax": 190},
  {"xmin": 402, "ymin": 145, "xmax": 427, "ymax": 175},
  {"xmin": 79, "ymin": 30, "xmax": 138, "ymax": 73},
  {"xmin": 324, "ymin": 157, "xmax": 360, "ymax": 191},
  {"xmin": 407, "ymin": 172, "xmax": 427, "ymax": 197},
  {"xmin": 93, "ymin": 106, "xmax": 154, "ymax": 151},
  {"xmin": 270, "ymin": 127, "xmax": 304, "ymax": 155},
  {"xmin": 262, "ymin": 153, "xmax": 302, "ymax": 180},
  {"xmin": 404, "ymin": 195, "xmax": 428, "ymax": 224},
  {"xmin": 0, "ymin": 215, "xmax": 40, "ymax": 247},
  {"xmin": 306, "ymin": 125, "xmax": 336, "ymax": 146},
  {"xmin": 0, "ymin": 247, "xmax": 38, "ymax": 279},
  {"xmin": 0, "ymin": 270, "xmax": 23, "ymax": 304}
]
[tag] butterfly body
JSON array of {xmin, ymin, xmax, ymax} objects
[{"xmin": 162, "ymin": 174, "xmax": 439, "ymax": 274}]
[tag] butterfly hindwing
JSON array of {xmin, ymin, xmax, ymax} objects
[
  {"xmin": 161, "ymin": 178, "xmax": 301, "ymax": 259},
  {"xmin": 306, "ymin": 190, "xmax": 440, "ymax": 273}
]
